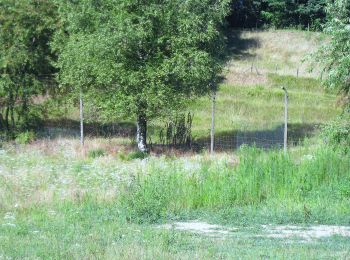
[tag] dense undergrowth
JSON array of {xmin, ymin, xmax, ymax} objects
[
  {"xmin": 119, "ymin": 145, "xmax": 350, "ymax": 224},
  {"xmin": 1, "ymin": 138, "xmax": 349, "ymax": 258}
]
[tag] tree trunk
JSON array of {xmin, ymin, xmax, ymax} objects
[
  {"xmin": 136, "ymin": 113, "xmax": 148, "ymax": 152},
  {"xmin": 5, "ymin": 105, "xmax": 9, "ymax": 131},
  {"xmin": 0, "ymin": 112, "xmax": 4, "ymax": 129}
]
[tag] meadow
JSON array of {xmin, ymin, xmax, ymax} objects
[{"xmin": 0, "ymin": 30, "xmax": 349, "ymax": 259}]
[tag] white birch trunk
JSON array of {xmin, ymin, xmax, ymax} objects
[{"xmin": 136, "ymin": 114, "xmax": 148, "ymax": 152}]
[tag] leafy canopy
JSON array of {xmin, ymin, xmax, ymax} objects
[
  {"xmin": 314, "ymin": 0, "xmax": 350, "ymax": 101},
  {"xmin": 0, "ymin": 0, "xmax": 57, "ymax": 130},
  {"xmin": 53, "ymin": 0, "xmax": 230, "ymax": 121}
]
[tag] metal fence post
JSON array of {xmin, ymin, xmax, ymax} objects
[
  {"xmin": 80, "ymin": 89, "xmax": 84, "ymax": 147},
  {"xmin": 282, "ymin": 86, "xmax": 288, "ymax": 155},
  {"xmin": 210, "ymin": 89, "xmax": 216, "ymax": 154}
]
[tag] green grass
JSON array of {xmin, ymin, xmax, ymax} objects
[
  {"xmin": 2, "ymin": 201, "xmax": 350, "ymax": 259},
  {"xmin": 186, "ymin": 74, "xmax": 340, "ymax": 139},
  {"xmin": 120, "ymin": 145, "xmax": 350, "ymax": 224},
  {"xmin": 1, "ymin": 201, "xmax": 350, "ymax": 259},
  {"xmin": 0, "ymin": 142, "xmax": 349, "ymax": 258}
]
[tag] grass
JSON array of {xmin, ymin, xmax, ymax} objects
[
  {"xmin": 120, "ymin": 145, "xmax": 350, "ymax": 224},
  {"xmin": 1, "ymin": 201, "xmax": 350, "ymax": 259},
  {"xmin": 186, "ymin": 74, "xmax": 340, "ymax": 139},
  {"xmin": 0, "ymin": 141, "xmax": 349, "ymax": 258},
  {"xmin": 226, "ymin": 29, "xmax": 325, "ymax": 78}
]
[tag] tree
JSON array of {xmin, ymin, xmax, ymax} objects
[
  {"xmin": 0, "ymin": 0, "xmax": 57, "ymax": 132},
  {"xmin": 53, "ymin": 0, "xmax": 230, "ymax": 152},
  {"xmin": 314, "ymin": 0, "xmax": 350, "ymax": 104},
  {"xmin": 227, "ymin": 0, "xmax": 327, "ymax": 30}
]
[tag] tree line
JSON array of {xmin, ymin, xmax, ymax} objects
[
  {"xmin": 0, "ymin": 0, "xmax": 349, "ymax": 151},
  {"xmin": 228, "ymin": 0, "xmax": 328, "ymax": 30}
]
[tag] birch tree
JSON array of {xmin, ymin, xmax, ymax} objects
[{"xmin": 53, "ymin": 0, "xmax": 229, "ymax": 152}]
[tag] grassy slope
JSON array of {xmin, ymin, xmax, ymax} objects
[{"xmin": 187, "ymin": 30, "xmax": 340, "ymax": 139}]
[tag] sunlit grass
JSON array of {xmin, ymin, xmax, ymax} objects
[
  {"xmin": 0, "ymin": 141, "xmax": 349, "ymax": 258},
  {"xmin": 188, "ymin": 74, "xmax": 340, "ymax": 138}
]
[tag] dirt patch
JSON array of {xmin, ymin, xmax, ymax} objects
[
  {"xmin": 261, "ymin": 225, "xmax": 350, "ymax": 242},
  {"xmin": 158, "ymin": 221, "xmax": 350, "ymax": 242},
  {"xmin": 158, "ymin": 221, "xmax": 237, "ymax": 237}
]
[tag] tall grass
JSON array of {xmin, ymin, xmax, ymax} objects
[{"xmin": 120, "ymin": 146, "xmax": 350, "ymax": 223}]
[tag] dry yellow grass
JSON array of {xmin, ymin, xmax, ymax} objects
[{"xmin": 225, "ymin": 29, "xmax": 325, "ymax": 82}]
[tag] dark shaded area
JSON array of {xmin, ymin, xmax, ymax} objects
[
  {"xmin": 225, "ymin": 29, "xmax": 259, "ymax": 61},
  {"xmin": 148, "ymin": 123, "xmax": 319, "ymax": 154},
  {"xmin": 226, "ymin": 0, "xmax": 327, "ymax": 31},
  {"xmin": 37, "ymin": 119, "xmax": 136, "ymax": 139},
  {"xmin": 32, "ymin": 119, "xmax": 319, "ymax": 154},
  {"xmin": 192, "ymin": 123, "xmax": 319, "ymax": 152}
]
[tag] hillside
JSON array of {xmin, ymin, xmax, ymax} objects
[{"xmin": 182, "ymin": 30, "xmax": 340, "ymax": 148}]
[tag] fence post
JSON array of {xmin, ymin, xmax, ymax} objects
[
  {"xmin": 282, "ymin": 87, "xmax": 288, "ymax": 155},
  {"xmin": 80, "ymin": 89, "xmax": 84, "ymax": 147},
  {"xmin": 210, "ymin": 89, "xmax": 216, "ymax": 154}
]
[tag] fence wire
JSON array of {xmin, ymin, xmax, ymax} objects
[{"xmin": 33, "ymin": 71, "xmax": 309, "ymax": 153}]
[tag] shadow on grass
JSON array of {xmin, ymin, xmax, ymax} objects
[
  {"xmin": 37, "ymin": 119, "xmax": 136, "ymax": 139},
  {"xmin": 33, "ymin": 119, "xmax": 319, "ymax": 154},
  {"xmin": 224, "ymin": 29, "xmax": 260, "ymax": 62},
  {"xmin": 193, "ymin": 123, "xmax": 319, "ymax": 152}
]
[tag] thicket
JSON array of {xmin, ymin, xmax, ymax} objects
[
  {"xmin": 228, "ymin": 0, "xmax": 328, "ymax": 30},
  {"xmin": 119, "ymin": 145, "xmax": 350, "ymax": 223},
  {"xmin": 0, "ymin": 0, "xmax": 57, "ymax": 134}
]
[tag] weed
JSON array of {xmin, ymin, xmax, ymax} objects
[
  {"xmin": 119, "ymin": 145, "xmax": 350, "ymax": 223},
  {"xmin": 88, "ymin": 148, "xmax": 106, "ymax": 158},
  {"xmin": 15, "ymin": 131, "xmax": 36, "ymax": 144},
  {"xmin": 126, "ymin": 151, "xmax": 148, "ymax": 160}
]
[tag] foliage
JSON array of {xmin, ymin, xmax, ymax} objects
[
  {"xmin": 15, "ymin": 131, "xmax": 36, "ymax": 144},
  {"xmin": 0, "ymin": 0, "xmax": 57, "ymax": 132},
  {"xmin": 228, "ymin": 0, "xmax": 328, "ymax": 30},
  {"xmin": 87, "ymin": 148, "xmax": 106, "ymax": 159},
  {"xmin": 52, "ymin": 0, "xmax": 229, "ymax": 150},
  {"xmin": 314, "ymin": 0, "xmax": 350, "ymax": 101},
  {"xmin": 120, "ymin": 146, "xmax": 350, "ymax": 223},
  {"xmin": 158, "ymin": 113, "xmax": 193, "ymax": 147},
  {"xmin": 126, "ymin": 151, "xmax": 149, "ymax": 160},
  {"xmin": 321, "ymin": 111, "xmax": 350, "ymax": 152}
]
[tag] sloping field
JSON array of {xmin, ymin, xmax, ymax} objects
[{"xmin": 187, "ymin": 30, "xmax": 340, "ymax": 145}]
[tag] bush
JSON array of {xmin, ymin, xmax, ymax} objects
[
  {"xmin": 118, "ymin": 146, "xmax": 350, "ymax": 223},
  {"xmin": 88, "ymin": 148, "xmax": 106, "ymax": 159},
  {"xmin": 321, "ymin": 112, "xmax": 350, "ymax": 152},
  {"xmin": 126, "ymin": 151, "xmax": 148, "ymax": 160},
  {"xmin": 15, "ymin": 131, "xmax": 36, "ymax": 144}
]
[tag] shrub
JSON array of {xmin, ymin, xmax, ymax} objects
[
  {"xmin": 15, "ymin": 131, "xmax": 36, "ymax": 144},
  {"xmin": 321, "ymin": 112, "xmax": 350, "ymax": 152},
  {"xmin": 127, "ymin": 151, "xmax": 148, "ymax": 160},
  {"xmin": 88, "ymin": 148, "xmax": 106, "ymax": 159}
]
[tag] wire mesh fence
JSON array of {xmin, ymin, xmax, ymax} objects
[{"xmin": 31, "ymin": 69, "xmax": 313, "ymax": 154}]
